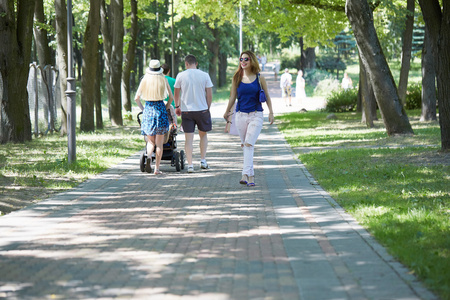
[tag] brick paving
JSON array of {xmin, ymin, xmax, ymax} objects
[{"xmin": 0, "ymin": 72, "xmax": 438, "ymax": 299}]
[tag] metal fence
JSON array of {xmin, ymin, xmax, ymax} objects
[{"xmin": 27, "ymin": 63, "xmax": 61, "ymax": 136}]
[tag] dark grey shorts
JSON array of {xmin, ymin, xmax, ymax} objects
[{"xmin": 181, "ymin": 109, "xmax": 212, "ymax": 133}]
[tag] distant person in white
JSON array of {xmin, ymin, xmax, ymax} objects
[
  {"xmin": 280, "ymin": 68, "xmax": 293, "ymax": 106},
  {"xmin": 296, "ymin": 69, "xmax": 307, "ymax": 106},
  {"xmin": 341, "ymin": 72, "xmax": 353, "ymax": 90},
  {"xmin": 174, "ymin": 55, "xmax": 213, "ymax": 173}
]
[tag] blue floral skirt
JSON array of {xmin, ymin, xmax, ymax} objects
[{"xmin": 141, "ymin": 101, "xmax": 169, "ymax": 136}]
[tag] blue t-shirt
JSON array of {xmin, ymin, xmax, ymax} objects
[{"xmin": 236, "ymin": 78, "xmax": 263, "ymax": 113}]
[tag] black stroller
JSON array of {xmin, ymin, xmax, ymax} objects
[{"xmin": 137, "ymin": 110, "xmax": 185, "ymax": 173}]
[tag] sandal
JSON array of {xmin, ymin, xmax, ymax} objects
[
  {"xmin": 239, "ymin": 174, "xmax": 248, "ymax": 185},
  {"xmin": 247, "ymin": 176, "xmax": 255, "ymax": 187},
  {"xmin": 154, "ymin": 169, "xmax": 163, "ymax": 175}
]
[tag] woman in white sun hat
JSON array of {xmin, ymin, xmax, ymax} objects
[{"xmin": 135, "ymin": 59, "xmax": 174, "ymax": 175}]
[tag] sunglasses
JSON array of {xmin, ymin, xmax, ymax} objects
[{"xmin": 240, "ymin": 57, "xmax": 250, "ymax": 62}]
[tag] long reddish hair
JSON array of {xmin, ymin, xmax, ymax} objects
[{"xmin": 232, "ymin": 51, "xmax": 261, "ymax": 89}]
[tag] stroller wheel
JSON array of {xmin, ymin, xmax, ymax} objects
[
  {"xmin": 140, "ymin": 152, "xmax": 146, "ymax": 172},
  {"xmin": 180, "ymin": 150, "xmax": 185, "ymax": 170},
  {"xmin": 174, "ymin": 151, "xmax": 181, "ymax": 172}
]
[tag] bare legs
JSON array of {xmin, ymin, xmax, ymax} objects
[
  {"xmin": 184, "ymin": 131, "xmax": 208, "ymax": 168},
  {"xmin": 147, "ymin": 134, "xmax": 165, "ymax": 172}
]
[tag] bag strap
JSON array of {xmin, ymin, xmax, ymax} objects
[{"xmin": 257, "ymin": 73, "xmax": 263, "ymax": 91}]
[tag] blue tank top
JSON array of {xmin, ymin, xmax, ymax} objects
[{"xmin": 236, "ymin": 78, "xmax": 263, "ymax": 113}]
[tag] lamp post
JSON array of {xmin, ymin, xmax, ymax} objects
[
  {"xmin": 66, "ymin": 0, "xmax": 76, "ymax": 163},
  {"xmin": 239, "ymin": 2, "xmax": 243, "ymax": 54},
  {"xmin": 171, "ymin": 0, "xmax": 175, "ymax": 74}
]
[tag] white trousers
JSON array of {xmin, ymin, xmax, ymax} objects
[{"xmin": 235, "ymin": 111, "xmax": 264, "ymax": 176}]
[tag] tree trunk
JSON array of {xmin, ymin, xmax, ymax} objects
[
  {"xmin": 80, "ymin": 0, "xmax": 101, "ymax": 132},
  {"xmin": 346, "ymin": 0, "xmax": 413, "ymax": 135},
  {"xmin": 110, "ymin": 0, "xmax": 124, "ymax": 126},
  {"xmin": 207, "ymin": 26, "xmax": 219, "ymax": 93},
  {"xmin": 55, "ymin": 0, "xmax": 68, "ymax": 136},
  {"xmin": 0, "ymin": 0, "xmax": 35, "ymax": 143},
  {"xmin": 359, "ymin": 58, "xmax": 376, "ymax": 128},
  {"xmin": 100, "ymin": 0, "xmax": 113, "ymax": 121},
  {"xmin": 304, "ymin": 47, "xmax": 316, "ymax": 69},
  {"xmin": 33, "ymin": 0, "xmax": 52, "ymax": 66},
  {"xmin": 121, "ymin": 0, "xmax": 138, "ymax": 121},
  {"xmin": 398, "ymin": 0, "xmax": 415, "ymax": 105},
  {"xmin": 95, "ymin": 50, "xmax": 103, "ymax": 130},
  {"xmin": 420, "ymin": 26, "xmax": 437, "ymax": 122},
  {"xmin": 218, "ymin": 52, "xmax": 228, "ymax": 88},
  {"xmin": 418, "ymin": 0, "xmax": 450, "ymax": 150}
]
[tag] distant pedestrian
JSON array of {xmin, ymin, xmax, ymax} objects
[
  {"xmin": 174, "ymin": 55, "xmax": 213, "ymax": 173},
  {"xmin": 342, "ymin": 72, "xmax": 353, "ymax": 90},
  {"xmin": 135, "ymin": 59, "xmax": 174, "ymax": 175},
  {"xmin": 296, "ymin": 70, "xmax": 307, "ymax": 106},
  {"xmin": 223, "ymin": 50, "xmax": 274, "ymax": 187},
  {"xmin": 261, "ymin": 54, "xmax": 267, "ymax": 71},
  {"xmin": 280, "ymin": 68, "xmax": 292, "ymax": 106}
]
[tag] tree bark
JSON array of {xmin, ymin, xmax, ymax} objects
[
  {"xmin": 418, "ymin": 0, "xmax": 450, "ymax": 150},
  {"xmin": 420, "ymin": 26, "xmax": 436, "ymax": 122},
  {"xmin": 121, "ymin": 0, "xmax": 138, "ymax": 121},
  {"xmin": 398, "ymin": 0, "xmax": 415, "ymax": 105},
  {"xmin": 109, "ymin": 0, "xmax": 124, "ymax": 126},
  {"xmin": 359, "ymin": 56, "xmax": 376, "ymax": 128},
  {"xmin": 80, "ymin": 0, "xmax": 101, "ymax": 132},
  {"xmin": 100, "ymin": 0, "xmax": 113, "ymax": 121},
  {"xmin": 207, "ymin": 26, "xmax": 219, "ymax": 93},
  {"xmin": 346, "ymin": 0, "xmax": 413, "ymax": 135},
  {"xmin": 33, "ymin": 0, "xmax": 52, "ymax": 66},
  {"xmin": 95, "ymin": 50, "xmax": 103, "ymax": 130},
  {"xmin": 54, "ymin": 0, "xmax": 69, "ymax": 136},
  {"xmin": 218, "ymin": 52, "xmax": 228, "ymax": 88},
  {"xmin": 0, "ymin": 0, "xmax": 35, "ymax": 143}
]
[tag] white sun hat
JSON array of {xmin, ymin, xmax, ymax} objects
[{"xmin": 147, "ymin": 59, "xmax": 164, "ymax": 74}]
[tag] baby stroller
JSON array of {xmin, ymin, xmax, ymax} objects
[{"xmin": 137, "ymin": 109, "xmax": 185, "ymax": 173}]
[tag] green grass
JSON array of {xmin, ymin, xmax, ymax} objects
[
  {"xmin": 0, "ymin": 120, "xmax": 144, "ymax": 214},
  {"xmin": 276, "ymin": 110, "xmax": 449, "ymax": 299}
]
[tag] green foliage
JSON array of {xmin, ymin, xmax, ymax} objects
[
  {"xmin": 314, "ymin": 78, "xmax": 340, "ymax": 97},
  {"xmin": 316, "ymin": 55, "xmax": 347, "ymax": 73},
  {"xmin": 405, "ymin": 83, "xmax": 422, "ymax": 110},
  {"xmin": 276, "ymin": 110, "xmax": 448, "ymax": 298},
  {"xmin": 281, "ymin": 55, "xmax": 301, "ymax": 70},
  {"xmin": 325, "ymin": 88, "xmax": 358, "ymax": 112}
]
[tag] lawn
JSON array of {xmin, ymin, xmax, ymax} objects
[
  {"xmin": 276, "ymin": 110, "xmax": 450, "ymax": 299},
  {"xmin": 0, "ymin": 121, "xmax": 144, "ymax": 215}
]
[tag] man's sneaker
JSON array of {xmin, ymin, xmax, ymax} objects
[
  {"xmin": 200, "ymin": 161, "xmax": 209, "ymax": 169},
  {"xmin": 187, "ymin": 166, "xmax": 194, "ymax": 173}
]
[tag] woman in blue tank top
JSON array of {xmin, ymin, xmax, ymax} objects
[{"xmin": 223, "ymin": 51, "xmax": 274, "ymax": 186}]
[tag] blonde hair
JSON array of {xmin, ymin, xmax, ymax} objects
[{"xmin": 136, "ymin": 73, "xmax": 168, "ymax": 100}]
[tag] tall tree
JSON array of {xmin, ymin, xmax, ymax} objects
[
  {"xmin": 80, "ymin": 0, "xmax": 101, "ymax": 132},
  {"xmin": 54, "ymin": 0, "xmax": 68, "ymax": 135},
  {"xmin": 0, "ymin": 0, "xmax": 35, "ymax": 143},
  {"xmin": 420, "ymin": 26, "xmax": 436, "ymax": 122},
  {"xmin": 417, "ymin": 0, "xmax": 450, "ymax": 150},
  {"xmin": 346, "ymin": 0, "xmax": 413, "ymax": 135},
  {"xmin": 33, "ymin": 0, "xmax": 52, "ymax": 66},
  {"xmin": 101, "ymin": 0, "xmax": 124, "ymax": 126},
  {"xmin": 121, "ymin": 0, "xmax": 138, "ymax": 120},
  {"xmin": 397, "ymin": 0, "xmax": 415, "ymax": 105}
]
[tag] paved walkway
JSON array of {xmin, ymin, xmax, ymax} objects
[{"xmin": 0, "ymin": 72, "xmax": 437, "ymax": 299}]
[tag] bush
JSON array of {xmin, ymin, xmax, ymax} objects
[
  {"xmin": 325, "ymin": 88, "xmax": 358, "ymax": 112},
  {"xmin": 314, "ymin": 78, "xmax": 340, "ymax": 97},
  {"xmin": 281, "ymin": 55, "xmax": 301, "ymax": 70},
  {"xmin": 405, "ymin": 83, "xmax": 422, "ymax": 110}
]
